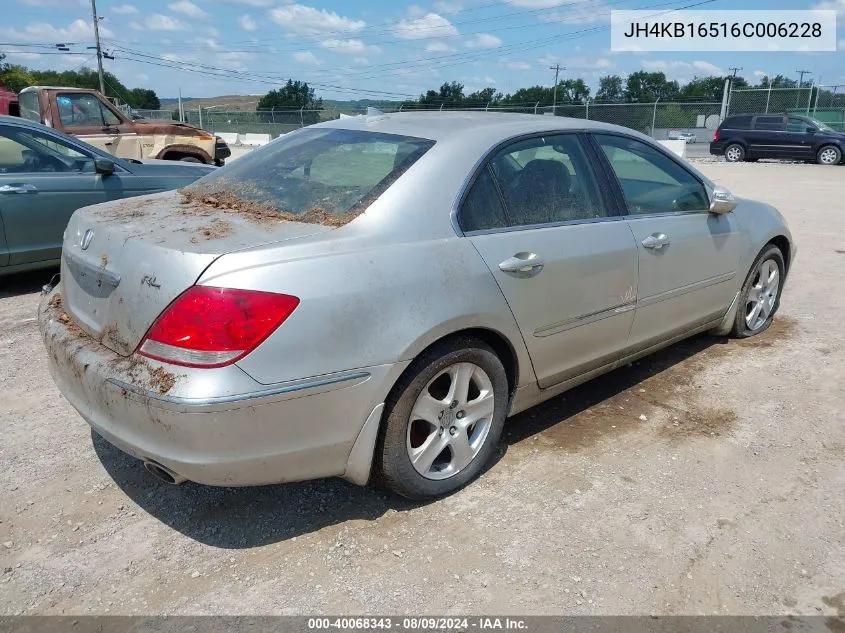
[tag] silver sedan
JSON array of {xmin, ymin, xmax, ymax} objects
[{"xmin": 39, "ymin": 113, "xmax": 794, "ymax": 499}]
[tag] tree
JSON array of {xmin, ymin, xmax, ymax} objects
[
  {"xmin": 596, "ymin": 74, "xmax": 624, "ymax": 102},
  {"xmin": 128, "ymin": 88, "xmax": 160, "ymax": 110},
  {"xmin": 755, "ymin": 74, "xmax": 798, "ymax": 89},
  {"xmin": 624, "ymin": 71, "xmax": 680, "ymax": 102},
  {"xmin": 502, "ymin": 85, "xmax": 553, "ymax": 105},
  {"xmin": 0, "ymin": 64, "xmax": 36, "ymax": 93},
  {"xmin": 556, "ymin": 78, "xmax": 590, "ymax": 102},
  {"xmin": 466, "ymin": 86, "xmax": 502, "ymax": 105},
  {"xmin": 418, "ymin": 81, "xmax": 466, "ymax": 107},
  {"xmin": 258, "ymin": 79, "xmax": 323, "ymax": 110}
]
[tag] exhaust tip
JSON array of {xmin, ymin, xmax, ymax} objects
[{"xmin": 143, "ymin": 460, "xmax": 186, "ymax": 485}]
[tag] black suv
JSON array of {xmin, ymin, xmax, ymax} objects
[{"xmin": 710, "ymin": 114, "xmax": 844, "ymax": 165}]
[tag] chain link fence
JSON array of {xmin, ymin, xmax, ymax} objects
[
  {"xmin": 179, "ymin": 101, "xmax": 721, "ymax": 142},
  {"xmin": 727, "ymin": 86, "xmax": 845, "ymax": 131}
]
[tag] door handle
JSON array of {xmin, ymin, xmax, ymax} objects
[
  {"xmin": 498, "ymin": 252, "xmax": 545, "ymax": 275},
  {"xmin": 642, "ymin": 233, "xmax": 670, "ymax": 250},
  {"xmin": 0, "ymin": 184, "xmax": 38, "ymax": 194}
]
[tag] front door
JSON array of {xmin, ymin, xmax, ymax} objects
[
  {"xmin": 592, "ymin": 133, "xmax": 741, "ymax": 352},
  {"xmin": 459, "ymin": 133, "xmax": 639, "ymax": 388}
]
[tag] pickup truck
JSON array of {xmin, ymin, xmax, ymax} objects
[{"xmin": 14, "ymin": 86, "xmax": 230, "ymax": 165}]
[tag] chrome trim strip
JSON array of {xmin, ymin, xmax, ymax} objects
[
  {"xmin": 637, "ymin": 271, "xmax": 735, "ymax": 308},
  {"xmin": 534, "ymin": 301, "xmax": 636, "ymax": 337},
  {"xmin": 107, "ymin": 370, "xmax": 371, "ymax": 407},
  {"xmin": 465, "ymin": 214, "xmax": 625, "ymax": 237}
]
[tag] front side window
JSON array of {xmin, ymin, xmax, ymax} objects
[
  {"xmin": 56, "ymin": 93, "xmax": 121, "ymax": 127},
  {"xmin": 183, "ymin": 128, "xmax": 435, "ymax": 223},
  {"xmin": 786, "ymin": 117, "xmax": 812, "ymax": 132},
  {"xmin": 0, "ymin": 127, "xmax": 92, "ymax": 173},
  {"xmin": 485, "ymin": 134, "xmax": 606, "ymax": 227},
  {"xmin": 594, "ymin": 134, "xmax": 709, "ymax": 215}
]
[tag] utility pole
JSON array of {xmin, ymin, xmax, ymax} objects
[
  {"xmin": 728, "ymin": 67, "xmax": 742, "ymax": 81},
  {"xmin": 796, "ymin": 70, "xmax": 812, "ymax": 108},
  {"xmin": 90, "ymin": 0, "xmax": 105, "ymax": 95},
  {"xmin": 549, "ymin": 64, "xmax": 564, "ymax": 114}
]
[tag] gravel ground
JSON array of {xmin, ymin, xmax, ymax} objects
[{"xmin": 1, "ymin": 161, "xmax": 844, "ymax": 617}]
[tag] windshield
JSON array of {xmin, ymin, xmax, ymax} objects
[{"xmin": 183, "ymin": 127, "xmax": 435, "ymax": 225}]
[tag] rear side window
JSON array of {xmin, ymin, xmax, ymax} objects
[
  {"xmin": 184, "ymin": 128, "xmax": 435, "ymax": 223},
  {"xmin": 754, "ymin": 116, "xmax": 785, "ymax": 131},
  {"xmin": 721, "ymin": 115, "xmax": 752, "ymax": 130},
  {"xmin": 460, "ymin": 166, "xmax": 507, "ymax": 232},
  {"xmin": 18, "ymin": 92, "xmax": 40, "ymax": 123}
]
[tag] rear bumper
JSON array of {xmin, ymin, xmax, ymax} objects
[
  {"xmin": 38, "ymin": 285, "xmax": 404, "ymax": 487},
  {"xmin": 709, "ymin": 142, "xmax": 725, "ymax": 156}
]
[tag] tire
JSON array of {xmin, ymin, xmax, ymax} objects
[
  {"xmin": 731, "ymin": 245, "xmax": 785, "ymax": 338},
  {"xmin": 724, "ymin": 143, "xmax": 745, "ymax": 163},
  {"xmin": 376, "ymin": 337, "xmax": 509, "ymax": 500},
  {"xmin": 816, "ymin": 145, "xmax": 841, "ymax": 166},
  {"xmin": 179, "ymin": 156, "xmax": 203, "ymax": 163}
]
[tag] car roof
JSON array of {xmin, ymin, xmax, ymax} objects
[
  {"xmin": 19, "ymin": 86, "xmax": 93, "ymax": 92},
  {"xmin": 316, "ymin": 111, "xmax": 646, "ymax": 145}
]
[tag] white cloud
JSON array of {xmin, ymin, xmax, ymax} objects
[
  {"xmin": 17, "ymin": 0, "xmax": 86, "ymax": 6},
  {"xmin": 353, "ymin": 56, "xmax": 370, "ymax": 66},
  {"xmin": 504, "ymin": 0, "xmax": 569, "ymax": 7},
  {"xmin": 394, "ymin": 13, "xmax": 458, "ymax": 40},
  {"xmin": 812, "ymin": 0, "xmax": 845, "ymax": 23},
  {"xmin": 111, "ymin": 4, "xmax": 138, "ymax": 14},
  {"xmin": 425, "ymin": 41, "xmax": 456, "ymax": 52},
  {"xmin": 132, "ymin": 14, "xmax": 192, "ymax": 31},
  {"xmin": 692, "ymin": 60, "xmax": 724, "ymax": 76},
  {"xmin": 190, "ymin": 37, "xmax": 220, "ymax": 50},
  {"xmin": 0, "ymin": 18, "xmax": 114, "ymax": 43},
  {"xmin": 319, "ymin": 39, "xmax": 380, "ymax": 55},
  {"xmin": 434, "ymin": 0, "xmax": 462, "ymax": 10},
  {"xmin": 220, "ymin": 0, "xmax": 274, "ymax": 5},
  {"xmin": 503, "ymin": 60, "xmax": 532, "ymax": 70},
  {"xmin": 753, "ymin": 70, "xmax": 767, "ymax": 78},
  {"xmin": 293, "ymin": 51, "xmax": 322, "ymax": 65},
  {"xmin": 270, "ymin": 4, "xmax": 365, "ymax": 37},
  {"xmin": 465, "ymin": 33, "xmax": 502, "ymax": 48},
  {"xmin": 168, "ymin": 0, "xmax": 208, "ymax": 19},
  {"xmin": 239, "ymin": 14, "xmax": 257, "ymax": 31},
  {"xmin": 216, "ymin": 51, "xmax": 253, "ymax": 69}
]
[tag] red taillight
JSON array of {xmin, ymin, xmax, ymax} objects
[
  {"xmin": 712, "ymin": 129, "xmax": 720, "ymax": 142},
  {"xmin": 138, "ymin": 286, "xmax": 300, "ymax": 368}
]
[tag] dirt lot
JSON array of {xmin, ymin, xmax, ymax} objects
[{"xmin": 1, "ymin": 161, "xmax": 843, "ymax": 616}]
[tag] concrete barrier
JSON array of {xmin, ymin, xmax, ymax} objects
[
  {"xmin": 213, "ymin": 132, "xmax": 239, "ymax": 145},
  {"xmin": 240, "ymin": 133, "xmax": 272, "ymax": 147},
  {"xmin": 658, "ymin": 139, "xmax": 687, "ymax": 159}
]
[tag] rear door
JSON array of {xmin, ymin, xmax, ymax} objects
[
  {"xmin": 461, "ymin": 132, "xmax": 639, "ymax": 388},
  {"xmin": 53, "ymin": 92, "xmax": 142, "ymax": 160},
  {"xmin": 749, "ymin": 115, "xmax": 787, "ymax": 158},
  {"xmin": 591, "ymin": 133, "xmax": 741, "ymax": 352},
  {"xmin": 0, "ymin": 123, "xmax": 144, "ymax": 265}
]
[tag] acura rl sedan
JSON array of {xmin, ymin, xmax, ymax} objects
[{"xmin": 39, "ymin": 112, "xmax": 794, "ymax": 500}]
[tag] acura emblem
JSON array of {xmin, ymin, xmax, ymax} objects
[{"xmin": 81, "ymin": 229, "xmax": 94, "ymax": 251}]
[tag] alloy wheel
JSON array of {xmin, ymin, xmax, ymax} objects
[
  {"xmin": 745, "ymin": 259, "xmax": 780, "ymax": 331},
  {"xmin": 819, "ymin": 147, "xmax": 839, "ymax": 165},
  {"xmin": 406, "ymin": 362, "xmax": 495, "ymax": 480}
]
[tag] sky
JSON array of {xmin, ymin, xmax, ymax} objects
[{"xmin": 2, "ymin": 0, "xmax": 844, "ymax": 102}]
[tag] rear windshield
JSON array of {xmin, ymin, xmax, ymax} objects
[{"xmin": 183, "ymin": 127, "xmax": 435, "ymax": 225}]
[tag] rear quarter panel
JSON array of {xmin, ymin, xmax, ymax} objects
[{"xmin": 199, "ymin": 236, "xmax": 534, "ymax": 391}]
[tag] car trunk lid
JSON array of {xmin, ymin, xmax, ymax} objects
[{"xmin": 60, "ymin": 190, "xmax": 333, "ymax": 356}]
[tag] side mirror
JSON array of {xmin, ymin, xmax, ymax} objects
[
  {"xmin": 94, "ymin": 158, "xmax": 115, "ymax": 176},
  {"xmin": 710, "ymin": 186, "xmax": 737, "ymax": 215}
]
